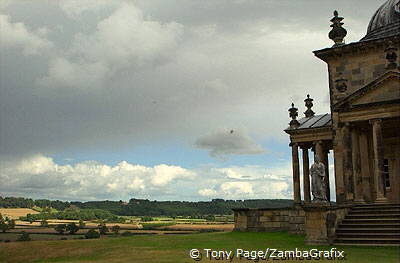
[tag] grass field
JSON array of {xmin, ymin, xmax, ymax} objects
[
  {"xmin": 0, "ymin": 231, "xmax": 398, "ymax": 263},
  {"xmin": 0, "ymin": 208, "xmax": 39, "ymax": 219}
]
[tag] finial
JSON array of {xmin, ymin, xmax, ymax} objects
[
  {"xmin": 385, "ymin": 41, "xmax": 398, "ymax": 70},
  {"xmin": 328, "ymin": 10, "xmax": 347, "ymax": 47},
  {"xmin": 335, "ymin": 72, "xmax": 348, "ymax": 93},
  {"xmin": 304, "ymin": 94, "xmax": 315, "ymax": 117},
  {"xmin": 288, "ymin": 103, "xmax": 300, "ymax": 128}
]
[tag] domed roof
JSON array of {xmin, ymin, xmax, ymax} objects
[{"xmin": 362, "ymin": 0, "xmax": 400, "ymax": 41}]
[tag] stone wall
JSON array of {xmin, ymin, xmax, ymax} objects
[
  {"xmin": 233, "ymin": 206, "xmax": 305, "ymax": 234},
  {"xmin": 288, "ymin": 207, "xmax": 305, "ymax": 234},
  {"xmin": 303, "ymin": 204, "xmax": 352, "ymax": 245}
]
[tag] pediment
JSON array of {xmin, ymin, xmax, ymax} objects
[{"xmin": 333, "ymin": 71, "xmax": 400, "ymax": 111}]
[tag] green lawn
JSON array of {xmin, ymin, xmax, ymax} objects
[{"xmin": 0, "ymin": 231, "xmax": 398, "ymax": 263}]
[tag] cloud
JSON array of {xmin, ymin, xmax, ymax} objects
[
  {"xmin": 39, "ymin": 2, "xmax": 183, "ymax": 89},
  {"xmin": 151, "ymin": 164, "xmax": 194, "ymax": 186},
  {"xmin": 198, "ymin": 164, "xmax": 292, "ymax": 199},
  {"xmin": 59, "ymin": 0, "xmax": 122, "ymax": 18},
  {"xmin": 220, "ymin": 181, "xmax": 253, "ymax": 196},
  {"xmin": 194, "ymin": 129, "xmax": 265, "ymax": 158},
  {"xmin": 0, "ymin": 155, "xmax": 193, "ymax": 200},
  {"xmin": 0, "ymin": 14, "xmax": 52, "ymax": 55},
  {"xmin": 0, "ymin": 154, "xmax": 293, "ymax": 201},
  {"xmin": 198, "ymin": 188, "xmax": 217, "ymax": 197}
]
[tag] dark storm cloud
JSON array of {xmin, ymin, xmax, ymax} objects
[
  {"xmin": 0, "ymin": 0, "xmax": 382, "ymax": 157},
  {"xmin": 194, "ymin": 129, "xmax": 265, "ymax": 158}
]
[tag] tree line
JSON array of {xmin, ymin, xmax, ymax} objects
[{"xmin": 0, "ymin": 196, "xmax": 293, "ymax": 216}]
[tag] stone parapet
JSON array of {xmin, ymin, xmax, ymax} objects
[
  {"xmin": 303, "ymin": 204, "xmax": 353, "ymax": 245},
  {"xmin": 233, "ymin": 206, "xmax": 305, "ymax": 234}
]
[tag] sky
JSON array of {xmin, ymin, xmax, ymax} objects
[{"xmin": 0, "ymin": 0, "xmax": 384, "ymax": 202}]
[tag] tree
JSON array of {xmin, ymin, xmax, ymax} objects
[
  {"xmin": 26, "ymin": 213, "xmax": 35, "ymax": 224},
  {"xmin": 18, "ymin": 231, "xmax": 31, "ymax": 241},
  {"xmin": 7, "ymin": 219, "xmax": 16, "ymax": 229},
  {"xmin": 85, "ymin": 229, "xmax": 100, "ymax": 239},
  {"xmin": 54, "ymin": 224, "xmax": 66, "ymax": 235},
  {"xmin": 98, "ymin": 223, "xmax": 108, "ymax": 235},
  {"xmin": 40, "ymin": 219, "xmax": 49, "ymax": 227},
  {"xmin": 66, "ymin": 223, "xmax": 79, "ymax": 235},
  {"xmin": 0, "ymin": 221, "xmax": 10, "ymax": 233},
  {"xmin": 78, "ymin": 219, "xmax": 85, "ymax": 228},
  {"xmin": 111, "ymin": 225, "xmax": 120, "ymax": 234}
]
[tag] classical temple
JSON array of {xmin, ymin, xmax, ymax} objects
[{"xmin": 234, "ymin": 0, "xmax": 400, "ymax": 245}]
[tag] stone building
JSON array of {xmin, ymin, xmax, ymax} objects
[{"xmin": 234, "ymin": 0, "xmax": 400, "ymax": 245}]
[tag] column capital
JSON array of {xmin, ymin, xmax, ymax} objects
[
  {"xmin": 289, "ymin": 142, "xmax": 299, "ymax": 147},
  {"xmin": 369, "ymin": 118, "xmax": 382, "ymax": 125},
  {"xmin": 299, "ymin": 143, "xmax": 310, "ymax": 150},
  {"xmin": 312, "ymin": 140, "xmax": 324, "ymax": 146}
]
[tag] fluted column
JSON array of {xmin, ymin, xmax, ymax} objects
[
  {"xmin": 370, "ymin": 119, "xmax": 387, "ymax": 202},
  {"xmin": 302, "ymin": 146, "xmax": 311, "ymax": 204},
  {"xmin": 291, "ymin": 143, "xmax": 301, "ymax": 204}
]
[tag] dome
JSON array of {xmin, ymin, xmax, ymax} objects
[{"xmin": 362, "ymin": 0, "xmax": 400, "ymax": 41}]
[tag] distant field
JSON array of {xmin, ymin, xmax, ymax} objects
[
  {"xmin": 0, "ymin": 231, "xmax": 398, "ymax": 263},
  {"xmin": 164, "ymin": 223, "xmax": 233, "ymax": 231},
  {"xmin": 0, "ymin": 208, "xmax": 39, "ymax": 219}
]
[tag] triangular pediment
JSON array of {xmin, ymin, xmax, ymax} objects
[{"xmin": 333, "ymin": 71, "xmax": 400, "ymax": 111}]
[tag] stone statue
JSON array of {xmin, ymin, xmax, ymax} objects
[{"xmin": 310, "ymin": 155, "xmax": 328, "ymax": 203}]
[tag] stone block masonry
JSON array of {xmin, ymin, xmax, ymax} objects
[{"xmin": 233, "ymin": 206, "xmax": 305, "ymax": 234}]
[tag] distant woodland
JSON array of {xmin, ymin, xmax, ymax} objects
[{"xmin": 0, "ymin": 196, "xmax": 293, "ymax": 217}]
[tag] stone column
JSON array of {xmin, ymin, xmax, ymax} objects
[
  {"xmin": 351, "ymin": 127, "xmax": 363, "ymax": 203},
  {"xmin": 370, "ymin": 119, "xmax": 387, "ymax": 202},
  {"xmin": 291, "ymin": 143, "xmax": 301, "ymax": 204},
  {"xmin": 321, "ymin": 149, "xmax": 330, "ymax": 202},
  {"xmin": 359, "ymin": 130, "xmax": 372, "ymax": 202},
  {"xmin": 315, "ymin": 141, "xmax": 330, "ymax": 202},
  {"xmin": 343, "ymin": 123, "xmax": 354, "ymax": 202},
  {"xmin": 302, "ymin": 147, "xmax": 311, "ymax": 204}
]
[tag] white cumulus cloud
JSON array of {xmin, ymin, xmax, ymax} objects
[{"xmin": 0, "ymin": 155, "xmax": 193, "ymax": 200}]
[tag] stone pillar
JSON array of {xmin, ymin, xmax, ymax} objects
[
  {"xmin": 302, "ymin": 147, "xmax": 311, "ymax": 204},
  {"xmin": 321, "ymin": 149, "xmax": 330, "ymax": 202},
  {"xmin": 359, "ymin": 130, "xmax": 372, "ymax": 202},
  {"xmin": 370, "ymin": 119, "xmax": 387, "ymax": 202},
  {"xmin": 291, "ymin": 143, "xmax": 301, "ymax": 204},
  {"xmin": 315, "ymin": 141, "xmax": 330, "ymax": 202},
  {"xmin": 351, "ymin": 127, "xmax": 363, "ymax": 203},
  {"xmin": 343, "ymin": 123, "xmax": 354, "ymax": 202},
  {"xmin": 303, "ymin": 204, "xmax": 352, "ymax": 245}
]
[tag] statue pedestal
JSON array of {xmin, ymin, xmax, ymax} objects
[{"xmin": 303, "ymin": 203, "xmax": 352, "ymax": 245}]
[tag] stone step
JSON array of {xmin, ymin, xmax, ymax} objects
[
  {"xmin": 333, "ymin": 242, "xmax": 400, "ymax": 247},
  {"xmin": 350, "ymin": 209, "xmax": 400, "ymax": 214},
  {"xmin": 346, "ymin": 214, "xmax": 400, "ymax": 219},
  {"xmin": 353, "ymin": 204, "xmax": 400, "ymax": 209},
  {"xmin": 336, "ymin": 232, "xmax": 400, "ymax": 238},
  {"xmin": 336, "ymin": 228, "xmax": 400, "ymax": 233},
  {"xmin": 339, "ymin": 223, "xmax": 400, "ymax": 228},
  {"xmin": 341, "ymin": 218, "xmax": 400, "ymax": 224},
  {"xmin": 333, "ymin": 237, "xmax": 400, "ymax": 245}
]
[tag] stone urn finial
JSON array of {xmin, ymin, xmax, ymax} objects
[
  {"xmin": 304, "ymin": 94, "xmax": 315, "ymax": 118},
  {"xmin": 289, "ymin": 103, "xmax": 300, "ymax": 128},
  {"xmin": 328, "ymin": 10, "xmax": 347, "ymax": 47}
]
